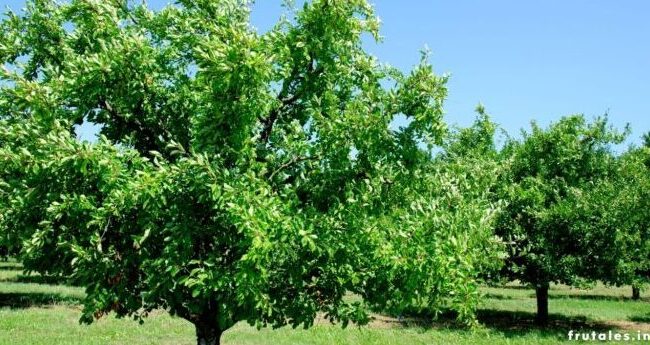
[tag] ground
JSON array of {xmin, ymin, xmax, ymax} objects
[{"xmin": 0, "ymin": 260, "xmax": 648, "ymax": 344}]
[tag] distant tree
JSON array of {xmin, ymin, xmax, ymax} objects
[
  {"xmin": 563, "ymin": 146, "xmax": 650, "ymax": 300},
  {"xmin": 0, "ymin": 1, "xmax": 490, "ymax": 344},
  {"xmin": 494, "ymin": 115, "xmax": 626, "ymax": 325}
]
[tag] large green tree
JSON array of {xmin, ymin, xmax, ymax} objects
[
  {"xmin": 494, "ymin": 115, "xmax": 625, "ymax": 325},
  {"xmin": 0, "ymin": 1, "xmax": 494, "ymax": 344}
]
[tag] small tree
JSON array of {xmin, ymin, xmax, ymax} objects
[
  {"xmin": 494, "ymin": 115, "xmax": 625, "ymax": 325},
  {"xmin": 0, "ymin": 1, "xmax": 488, "ymax": 343}
]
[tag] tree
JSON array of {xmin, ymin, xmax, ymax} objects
[
  {"xmin": 564, "ymin": 146, "xmax": 650, "ymax": 300},
  {"xmin": 494, "ymin": 115, "xmax": 625, "ymax": 325},
  {"xmin": 603, "ymin": 148, "xmax": 650, "ymax": 299},
  {"xmin": 0, "ymin": 1, "xmax": 486, "ymax": 343}
]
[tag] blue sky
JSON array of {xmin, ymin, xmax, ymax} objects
[{"xmin": 2, "ymin": 0, "xmax": 649, "ymax": 147}]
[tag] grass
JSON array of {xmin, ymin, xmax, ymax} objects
[
  {"xmin": 1, "ymin": 260, "xmax": 648, "ymax": 344},
  {"xmin": 481, "ymin": 284, "xmax": 650, "ymax": 322}
]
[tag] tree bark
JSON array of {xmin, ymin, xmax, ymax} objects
[
  {"xmin": 535, "ymin": 283, "xmax": 549, "ymax": 326},
  {"xmin": 195, "ymin": 322, "xmax": 223, "ymax": 345},
  {"xmin": 632, "ymin": 285, "xmax": 641, "ymax": 300}
]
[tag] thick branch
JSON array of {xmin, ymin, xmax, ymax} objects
[
  {"xmin": 258, "ymin": 58, "xmax": 324, "ymax": 145},
  {"xmin": 259, "ymin": 84, "xmax": 299, "ymax": 144}
]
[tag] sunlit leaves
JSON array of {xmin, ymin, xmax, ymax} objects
[
  {"xmin": 0, "ymin": 0, "xmax": 488, "ymax": 339},
  {"xmin": 495, "ymin": 115, "xmax": 626, "ymax": 287}
]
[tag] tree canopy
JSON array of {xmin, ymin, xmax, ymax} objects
[
  {"xmin": 494, "ymin": 115, "xmax": 626, "ymax": 324},
  {"xmin": 2, "ymin": 2, "xmax": 648, "ymax": 343},
  {"xmin": 0, "ymin": 1, "xmax": 499, "ymax": 344},
  {"xmin": 561, "ymin": 145, "xmax": 650, "ymax": 298}
]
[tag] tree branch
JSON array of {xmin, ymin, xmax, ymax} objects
[
  {"xmin": 259, "ymin": 78, "xmax": 298, "ymax": 144},
  {"xmin": 98, "ymin": 98, "xmax": 172, "ymax": 153},
  {"xmin": 258, "ymin": 57, "xmax": 325, "ymax": 145},
  {"xmin": 268, "ymin": 155, "xmax": 317, "ymax": 180}
]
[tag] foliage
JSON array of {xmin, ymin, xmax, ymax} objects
[
  {"xmin": 492, "ymin": 115, "xmax": 626, "ymax": 324},
  {"xmin": 558, "ymin": 146, "xmax": 650, "ymax": 290},
  {"xmin": 361, "ymin": 158, "xmax": 504, "ymax": 324},
  {"xmin": 358, "ymin": 106, "xmax": 506, "ymax": 324},
  {"xmin": 495, "ymin": 115, "xmax": 625, "ymax": 288},
  {"xmin": 0, "ymin": 0, "xmax": 493, "ymax": 343},
  {"xmin": 443, "ymin": 104, "xmax": 500, "ymax": 160}
]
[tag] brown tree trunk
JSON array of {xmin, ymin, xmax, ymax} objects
[
  {"xmin": 632, "ymin": 285, "xmax": 641, "ymax": 300},
  {"xmin": 195, "ymin": 322, "xmax": 223, "ymax": 345},
  {"xmin": 535, "ymin": 283, "xmax": 549, "ymax": 326}
]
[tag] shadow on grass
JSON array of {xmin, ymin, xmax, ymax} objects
[
  {"xmin": 0, "ymin": 264, "xmax": 23, "ymax": 271},
  {"xmin": 382, "ymin": 308, "xmax": 617, "ymax": 340},
  {"xmin": 629, "ymin": 314, "xmax": 650, "ymax": 323},
  {"xmin": 483, "ymin": 293, "xmax": 515, "ymax": 300},
  {"xmin": 0, "ymin": 273, "xmax": 73, "ymax": 285},
  {"xmin": 475, "ymin": 309, "xmax": 615, "ymax": 337},
  {"xmin": 547, "ymin": 294, "xmax": 646, "ymax": 302},
  {"xmin": 0, "ymin": 292, "xmax": 82, "ymax": 309},
  {"xmin": 485, "ymin": 289, "xmax": 645, "ymax": 303},
  {"xmin": 496, "ymin": 285, "xmax": 531, "ymax": 290},
  {"xmin": 12, "ymin": 274, "xmax": 71, "ymax": 285}
]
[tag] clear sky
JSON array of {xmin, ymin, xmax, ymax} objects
[{"xmin": 2, "ymin": 0, "xmax": 649, "ymax": 147}]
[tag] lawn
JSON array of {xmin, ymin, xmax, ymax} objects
[{"xmin": 1, "ymin": 260, "xmax": 648, "ymax": 345}]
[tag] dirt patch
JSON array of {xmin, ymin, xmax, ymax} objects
[
  {"xmin": 315, "ymin": 311, "xmax": 650, "ymax": 333},
  {"xmin": 604, "ymin": 320, "xmax": 650, "ymax": 332},
  {"xmin": 314, "ymin": 312, "xmax": 456, "ymax": 330}
]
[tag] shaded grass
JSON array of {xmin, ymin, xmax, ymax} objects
[
  {"xmin": 0, "ymin": 261, "xmax": 22, "ymax": 271},
  {"xmin": 0, "ymin": 281, "xmax": 84, "ymax": 309},
  {"xmin": 2, "ymin": 308, "xmax": 649, "ymax": 345},
  {"xmin": 475, "ymin": 309, "xmax": 614, "ymax": 334},
  {"xmin": 630, "ymin": 314, "xmax": 650, "ymax": 323},
  {"xmin": 480, "ymin": 284, "xmax": 649, "ymax": 323},
  {"xmin": 1, "ymin": 263, "xmax": 649, "ymax": 344},
  {"xmin": 0, "ymin": 269, "xmax": 71, "ymax": 285}
]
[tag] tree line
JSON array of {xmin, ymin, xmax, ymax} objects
[{"xmin": 0, "ymin": 1, "xmax": 647, "ymax": 344}]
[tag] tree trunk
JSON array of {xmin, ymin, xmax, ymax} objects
[
  {"xmin": 632, "ymin": 285, "xmax": 641, "ymax": 300},
  {"xmin": 195, "ymin": 322, "xmax": 223, "ymax": 345},
  {"xmin": 535, "ymin": 283, "xmax": 549, "ymax": 326}
]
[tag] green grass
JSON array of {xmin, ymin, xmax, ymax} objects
[
  {"xmin": 481, "ymin": 283, "xmax": 650, "ymax": 322},
  {"xmin": 1, "ymin": 261, "xmax": 648, "ymax": 344}
]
